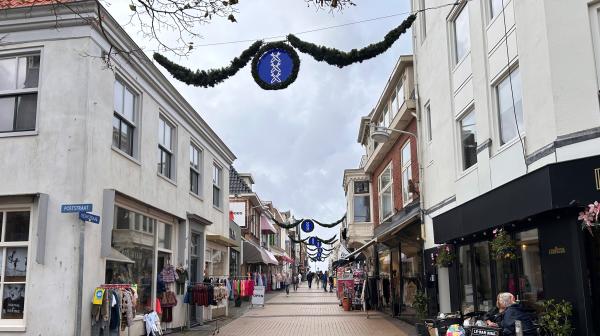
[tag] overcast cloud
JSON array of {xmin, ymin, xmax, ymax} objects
[{"xmin": 107, "ymin": 0, "xmax": 413, "ymax": 268}]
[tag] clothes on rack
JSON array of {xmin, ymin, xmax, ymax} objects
[
  {"xmin": 143, "ymin": 311, "xmax": 163, "ymax": 336},
  {"xmin": 91, "ymin": 285, "xmax": 137, "ymax": 334}
]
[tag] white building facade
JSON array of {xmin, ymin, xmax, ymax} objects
[
  {"xmin": 0, "ymin": 1, "xmax": 235, "ymax": 335},
  {"xmin": 413, "ymin": 0, "xmax": 600, "ymax": 334}
]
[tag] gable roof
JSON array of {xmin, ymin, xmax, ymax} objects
[{"xmin": 229, "ymin": 166, "xmax": 252, "ymax": 195}]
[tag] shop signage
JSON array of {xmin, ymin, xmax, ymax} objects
[
  {"xmin": 61, "ymin": 203, "xmax": 93, "ymax": 213},
  {"xmin": 595, "ymin": 168, "xmax": 600, "ymax": 190},
  {"xmin": 470, "ymin": 327, "xmax": 501, "ymax": 336},
  {"xmin": 548, "ymin": 246, "xmax": 566, "ymax": 255},
  {"xmin": 251, "ymin": 286, "xmax": 265, "ymax": 306},
  {"xmin": 230, "ymin": 202, "xmax": 246, "ymax": 227},
  {"xmin": 79, "ymin": 212, "xmax": 100, "ymax": 224}
]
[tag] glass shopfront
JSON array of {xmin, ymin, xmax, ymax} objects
[{"xmin": 457, "ymin": 228, "xmax": 543, "ymax": 313}]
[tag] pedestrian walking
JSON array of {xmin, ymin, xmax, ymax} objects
[
  {"xmin": 328, "ymin": 273, "xmax": 334, "ymax": 293},
  {"xmin": 285, "ymin": 273, "xmax": 291, "ymax": 296},
  {"xmin": 322, "ymin": 271, "xmax": 328, "ymax": 292},
  {"xmin": 315, "ymin": 271, "xmax": 321, "ymax": 287},
  {"xmin": 292, "ymin": 273, "xmax": 299, "ymax": 292},
  {"xmin": 297, "ymin": 273, "xmax": 302, "ymax": 287},
  {"xmin": 307, "ymin": 272, "xmax": 313, "ymax": 288}
]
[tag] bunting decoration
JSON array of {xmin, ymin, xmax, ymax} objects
[{"xmin": 153, "ymin": 14, "xmax": 416, "ymax": 90}]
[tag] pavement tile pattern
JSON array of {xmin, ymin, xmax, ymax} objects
[{"xmin": 178, "ymin": 284, "xmax": 415, "ymax": 336}]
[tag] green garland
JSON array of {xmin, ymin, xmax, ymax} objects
[
  {"xmin": 152, "ymin": 40, "xmax": 263, "ymax": 87},
  {"xmin": 313, "ymin": 215, "xmax": 346, "ymax": 228},
  {"xmin": 286, "ymin": 14, "xmax": 416, "ymax": 68},
  {"xmin": 271, "ymin": 217, "xmax": 305, "ymax": 229}
]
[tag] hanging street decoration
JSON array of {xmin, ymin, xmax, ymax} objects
[
  {"xmin": 153, "ymin": 14, "xmax": 416, "ymax": 90},
  {"xmin": 313, "ymin": 215, "xmax": 346, "ymax": 228},
  {"xmin": 286, "ymin": 14, "xmax": 416, "ymax": 68},
  {"xmin": 301, "ymin": 219, "xmax": 315, "ymax": 233},
  {"xmin": 153, "ymin": 41, "xmax": 263, "ymax": 88},
  {"xmin": 251, "ymin": 42, "xmax": 300, "ymax": 90},
  {"xmin": 272, "ymin": 215, "xmax": 345, "ymax": 230}
]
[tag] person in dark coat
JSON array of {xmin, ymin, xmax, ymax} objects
[
  {"xmin": 322, "ymin": 271, "xmax": 328, "ymax": 292},
  {"xmin": 307, "ymin": 272, "xmax": 313, "ymax": 289},
  {"xmin": 487, "ymin": 293, "xmax": 536, "ymax": 336}
]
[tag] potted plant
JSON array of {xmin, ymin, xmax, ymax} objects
[
  {"xmin": 539, "ymin": 299, "xmax": 573, "ymax": 336},
  {"xmin": 433, "ymin": 244, "xmax": 455, "ymax": 267},
  {"xmin": 490, "ymin": 228, "xmax": 517, "ymax": 260},
  {"xmin": 413, "ymin": 290, "xmax": 429, "ymax": 336},
  {"xmin": 578, "ymin": 201, "xmax": 600, "ymax": 235}
]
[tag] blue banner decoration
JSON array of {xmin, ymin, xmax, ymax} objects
[
  {"xmin": 251, "ymin": 42, "xmax": 300, "ymax": 90},
  {"xmin": 301, "ymin": 220, "xmax": 315, "ymax": 233}
]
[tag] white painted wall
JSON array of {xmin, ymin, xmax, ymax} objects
[
  {"xmin": 0, "ymin": 7, "xmax": 234, "ymax": 335},
  {"xmin": 413, "ymin": 0, "xmax": 600, "ymax": 308}
]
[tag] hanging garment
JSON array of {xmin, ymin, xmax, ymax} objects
[
  {"xmin": 159, "ymin": 265, "xmax": 179, "ymax": 284},
  {"xmin": 161, "ymin": 291, "xmax": 177, "ymax": 308},
  {"xmin": 162, "ymin": 307, "xmax": 173, "ymax": 323},
  {"xmin": 109, "ymin": 291, "xmax": 121, "ymax": 330},
  {"xmin": 121, "ymin": 289, "xmax": 134, "ymax": 329},
  {"xmin": 143, "ymin": 311, "xmax": 162, "ymax": 336}
]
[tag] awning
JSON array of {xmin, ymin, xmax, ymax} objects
[
  {"xmin": 375, "ymin": 202, "xmax": 420, "ymax": 242},
  {"xmin": 260, "ymin": 214, "xmax": 277, "ymax": 233},
  {"xmin": 107, "ymin": 248, "xmax": 135, "ymax": 264},
  {"xmin": 275, "ymin": 254, "xmax": 294, "ymax": 264},
  {"xmin": 263, "ymin": 249, "xmax": 279, "ymax": 265},
  {"xmin": 345, "ymin": 238, "xmax": 377, "ymax": 260},
  {"xmin": 433, "ymin": 155, "xmax": 600, "ymax": 243},
  {"xmin": 242, "ymin": 240, "xmax": 270, "ymax": 264},
  {"xmin": 207, "ymin": 234, "xmax": 239, "ymax": 247}
]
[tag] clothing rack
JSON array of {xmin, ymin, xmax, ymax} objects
[{"xmin": 97, "ymin": 284, "xmax": 133, "ymax": 336}]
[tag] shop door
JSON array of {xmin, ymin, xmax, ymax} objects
[
  {"xmin": 190, "ymin": 233, "xmax": 203, "ymax": 324},
  {"xmin": 585, "ymin": 232, "xmax": 600, "ymax": 335}
]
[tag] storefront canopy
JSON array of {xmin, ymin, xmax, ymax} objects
[
  {"xmin": 433, "ymin": 155, "xmax": 600, "ymax": 243},
  {"xmin": 260, "ymin": 214, "xmax": 277, "ymax": 233},
  {"xmin": 345, "ymin": 238, "xmax": 377, "ymax": 260},
  {"xmin": 242, "ymin": 240, "xmax": 270, "ymax": 264},
  {"xmin": 263, "ymin": 249, "xmax": 279, "ymax": 265}
]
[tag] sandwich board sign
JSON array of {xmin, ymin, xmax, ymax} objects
[{"xmin": 251, "ymin": 286, "xmax": 265, "ymax": 307}]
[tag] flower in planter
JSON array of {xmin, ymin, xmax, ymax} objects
[
  {"xmin": 578, "ymin": 201, "xmax": 600, "ymax": 235},
  {"xmin": 490, "ymin": 228, "xmax": 517, "ymax": 261},
  {"xmin": 434, "ymin": 244, "xmax": 455, "ymax": 267}
]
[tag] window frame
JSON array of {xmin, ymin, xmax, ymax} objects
[
  {"xmin": 112, "ymin": 77, "xmax": 139, "ymax": 157},
  {"xmin": 451, "ymin": 3, "xmax": 471, "ymax": 65},
  {"xmin": 353, "ymin": 181, "xmax": 371, "ymax": 223},
  {"xmin": 494, "ymin": 67, "xmax": 524, "ymax": 147},
  {"xmin": 401, "ymin": 141, "xmax": 413, "ymax": 206},
  {"xmin": 212, "ymin": 163, "xmax": 223, "ymax": 209},
  {"xmin": 424, "ymin": 102, "xmax": 432, "ymax": 142},
  {"xmin": 489, "ymin": 0, "xmax": 503, "ymax": 21},
  {"xmin": 0, "ymin": 52, "xmax": 41, "ymax": 135},
  {"xmin": 0, "ymin": 206, "xmax": 32, "ymax": 326},
  {"xmin": 458, "ymin": 108, "xmax": 478, "ymax": 171},
  {"xmin": 419, "ymin": 0, "xmax": 427, "ymax": 41},
  {"xmin": 378, "ymin": 163, "xmax": 394, "ymax": 222},
  {"xmin": 189, "ymin": 143, "xmax": 203, "ymax": 196},
  {"xmin": 157, "ymin": 115, "xmax": 176, "ymax": 180}
]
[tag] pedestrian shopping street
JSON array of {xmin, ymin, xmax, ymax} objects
[{"xmin": 181, "ymin": 284, "xmax": 414, "ymax": 336}]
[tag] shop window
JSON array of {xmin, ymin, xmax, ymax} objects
[
  {"xmin": 108, "ymin": 206, "xmax": 176, "ymax": 314},
  {"xmin": 459, "ymin": 245, "xmax": 475, "ymax": 313},
  {"xmin": 473, "ymin": 241, "xmax": 494, "ymax": 312},
  {"xmin": 229, "ymin": 250, "xmax": 240, "ymax": 277},
  {"xmin": 190, "ymin": 144, "xmax": 202, "ymax": 196},
  {"xmin": 459, "ymin": 109, "xmax": 477, "ymax": 170},
  {"xmin": 383, "ymin": 106, "xmax": 390, "ymax": 128},
  {"xmin": 353, "ymin": 181, "xmax": 370, "ymax": 223},
  {"xmin": 452, "ymin": 4, "xmax": 471, "ymax": 64},
  {"xmin": 401, "ymin": 141, "xmax": 413, "ymax": 205},
  {"xmin": 212, "ymin": 164, "xmax": 223, "ymax": 208},
  {"xmin": 396, "ymin": 79, "xmax": 405, "ymax": 110},
  {"xmin": 496, "ymin": 229, "xmax": 543, "ymax": 303},
  {"xmin": 0, "ymin": 210, "xmax": 30, "ymax": 321},
  {"xmin": 496, "ymin": 68, "xmax": 524, "ymax": 145},
  {"xmin": 378, "ymin": 164, "xmax": 393, "ymax": 221},
  {"xmin": 112, "ymin": 79, "xmax": 137, "ymax": 156},
  {"xmin": 158, "ymin": 116, "xmax": 175, "ymax": 179},
  {"xmin": 205, "ymin": 247, "xmax": 226, "ymax": 277},
  {"xmin": 0, "ymin": 54, "xmax": 39, "ymax": 133}
]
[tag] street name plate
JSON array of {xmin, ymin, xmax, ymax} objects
[
  {"xmin": 79, "ymin": 212, "xmax": 100, "ymax": 224},
  {"xmin": 61, "ymin": 204, "xmax": 93, "ymax": 213}
]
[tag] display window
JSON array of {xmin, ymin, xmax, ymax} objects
[
  {"xmin": 107, "ymin": 205, "xmax": 177, "ymax": 314},
  {"xmin": 0, "ymin": 209, "xmax": 31, "ymax": 322},
  {"xmin": 457, "ymin": 228, "xmax": 544, "ymax": 313}
]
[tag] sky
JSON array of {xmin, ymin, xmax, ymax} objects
[{"xmin": 106, "ymin": 0, "xmax": 413, "ymax": 269}]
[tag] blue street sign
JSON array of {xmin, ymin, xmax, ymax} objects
[
  {"xmin": 79, "ymin": 212, "xmax": 100, "ymax": 224},
  {"xmin": 61, "ymin": 203, "xmax": 93, "ymax": 213}
]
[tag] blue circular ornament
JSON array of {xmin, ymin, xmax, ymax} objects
[
  {"xmin": 308, "ymin": 237, "xmax": 317, "ymax": 246},
  {"xmin": 251, "ymin": 42, "xmax": 300, "ymax": 90},
  {"xmin": 315, "ymin": 241, "xmax": 322, "ymax": 248},
  {"xmin": 301, "ymin": 220, "xmax": 315, "ymax": 233}
]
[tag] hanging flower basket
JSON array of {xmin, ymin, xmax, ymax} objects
[
  {"xmin": 490, "ymin": 228, "xmax": 517, "ymax": 260},
  {"xmin": 578, "ymin": 201, "xmax": 600, "ymax": 236},
  {"xmin": 433, "ymin": 244, "xmax": 455, "ymax": 267}
]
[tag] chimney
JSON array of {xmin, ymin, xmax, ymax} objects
[{"xmin": 238, "ymin": 173, "xmax": 255, "ymax": 191}]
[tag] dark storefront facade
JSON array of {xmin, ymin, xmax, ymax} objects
[
  {"xmin": 433, "ymin": 156, "xmax": 600, "ymax": 336},
  {"xmin": 375, "ymin": 202, "xmax": 424, "ymax": 322}
]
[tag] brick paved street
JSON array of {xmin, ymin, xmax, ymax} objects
[{"xmin": 178, "ymin": 283, "xmax": 415, "ymax": 336}]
